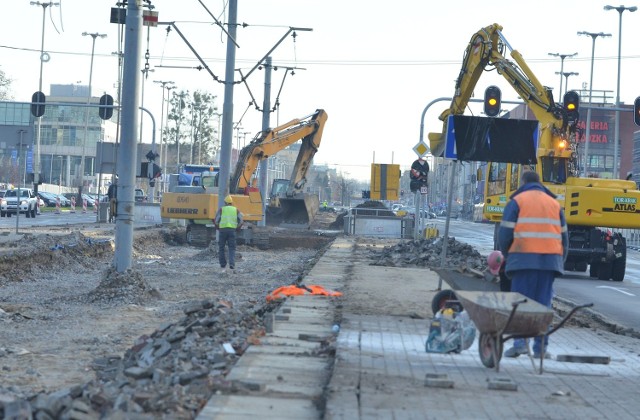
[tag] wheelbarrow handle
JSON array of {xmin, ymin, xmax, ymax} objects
[
  {"xmin": 500, "ymin": 298, "xmax": 528, "ymax": 337},
  {"xmin": 511, "ymin": 298, "xmax": 527, "ymax": 308},
  {"xmin": 547, "ymin": 302, "xmax": 595, "ymax": 336}
]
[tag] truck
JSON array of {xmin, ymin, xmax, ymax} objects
[
  {"xmin": 160, "ymin": 109, "xmax": 328, "ymax": 246},
  {"xmin": 430, "ymin": 23, "xmax": 638, "ymax": 282},
  {"xmin": 0, "ymin": 188, "xmax": 38, "ymax": 218}
]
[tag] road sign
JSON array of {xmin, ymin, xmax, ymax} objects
[
  {"xmin": 413, "ymin": 141, "xmax": 430, "ymax": 157},
  {"xmin": 420, "ymin": 186, "xmax": 428, "ymax": 194},
  {"xmin": 445, "ymin": 115, "xmax": 539, "ymax": 162},
  {"xmin": 143, "ymin": 10, "xmax": 159, "ymax": 27}
]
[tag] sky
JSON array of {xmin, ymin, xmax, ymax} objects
[{"xmin": 2, "ymin": 0, "xmax": 640, "ymax": 182}]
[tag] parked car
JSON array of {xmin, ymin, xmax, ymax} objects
[
  {"xmin": 55, "ymin": 194, "xmax": 71, "ymax": 207},
  {"xmin": 37, "ymin": 191, "xmax": 58, "ymax": 207},
  {"xmin": 135, "ymin": 188, "xmax": 146, "ymax": 203},
  {"xmin": 1, "ymin": 188, "xmax": 38, "ymax": 217},
  {"xmin": 62, "ymin": 193, "xmax": 95, "ymax": 207}
]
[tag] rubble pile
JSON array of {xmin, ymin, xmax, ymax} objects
[
  {"xmin": 1, "ymin": 298, "xmax": 274, "ymax": 419},
  {"xmin": 369, "ymin": 236, "xmax": 487, "ymax": 271}
]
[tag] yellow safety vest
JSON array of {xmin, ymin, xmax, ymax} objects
[{"xmin": 219, "ymin": 205, "xmax": 238, "ymax": 229}]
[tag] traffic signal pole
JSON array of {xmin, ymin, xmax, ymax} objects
[{"xmin": 114, "ymin": 0, "xmax": 143, "ymax": 272}]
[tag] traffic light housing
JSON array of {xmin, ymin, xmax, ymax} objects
[
  {"xmin": 98, "ymin": 94, "xmax": 114, "ymax": 120},
  {"xmin": 484, "ymin": 86, "xmax": 501, "ymax": 117},
  {"xmin": 31, "ymin": 91, "xmax": 46, "ymax": 118},
  {"xmin": 634, "ymin": 96, "xmax": 640, "ymax": 126},
  {"xmin": 139, "ymin": 162, "xmax": 162, "ymax": 179},
  {"xmin": 563, "ymin": 90, "xmax": 580, "ymax": 122}
]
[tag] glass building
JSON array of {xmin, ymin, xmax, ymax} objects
[{"xmin": 0, "ymin": 84, "xmax": 117, "ymax": 191}]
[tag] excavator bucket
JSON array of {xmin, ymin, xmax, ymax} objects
[{"xmin": 277, "ymin": 194, "xmax": 320, "ymax": 229}]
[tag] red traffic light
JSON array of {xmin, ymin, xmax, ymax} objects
[{"xmin": 484, "ymin": 86, "xmax": 501, "ymax": 117}]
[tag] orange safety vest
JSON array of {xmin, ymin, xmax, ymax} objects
[
  {"xmin": 509, "ymin": 190, "xmax": 563, "ymax": 255},
  {"xmin": 266, "ymin": 284, "xmax": 343, "ymax": 302}
]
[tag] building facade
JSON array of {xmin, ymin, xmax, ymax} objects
[{"xmin": 0, "ymin": 84, "xmax": 117, "ymax": 192}]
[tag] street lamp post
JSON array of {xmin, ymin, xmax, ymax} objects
[
  {"xmin": 555, "ymin": 71, "xmax": 580, "ymax": 96},
  {"xmin": 604, "ymin": 5, "xmax": 637, "ymax": 178},
  {"xmin": 548, "ymin": 52, "xmax": 577, "ymax": 99},
  {"xmin": 80, "ymin": 32, "xmax": 107, "ymax": 196},
  {"xmin": 578, "ymin": 31, "xmax": 611, "ymax": 177},
  {"xmin": 153, "ymin": 80, "xmax": 174, "ymax": 195},
  {"xmin": 173, "ymin": 91, "xmax": 188, "ymax": 172},
  {"xmin": 57, "ymin": 155, "xmax": 64, "ymax": 193},
  {"xmin": 139, "ymin": 67, "xmax": 155, "ymax": 143},
  {"xmin": 30, "ymin": 1, "xmax": 59, "ymax": 191}
]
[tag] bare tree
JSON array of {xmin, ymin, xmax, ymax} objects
[
  {"xmin": 0, "ymin": 67, "xmax": 12, "ymax": 100},
  {"xmin": 163, "ymin": 90, "xmax": 219, "ymax": 171}
]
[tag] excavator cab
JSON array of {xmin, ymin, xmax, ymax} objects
[
  {"xmin": 540, "ymin": 157, "xmax": 567, "ymax": 184},
  {"xmin": 265, "ymin": 178, "xmax": 319, "ymax": 228}
]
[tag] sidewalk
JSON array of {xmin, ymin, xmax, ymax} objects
[{"xmin": 198, "ymin": 236, "xmax": 640, "ymax": 419}]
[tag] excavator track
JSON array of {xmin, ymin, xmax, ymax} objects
[{"xmin": 186, "ymin": 224, "xmax": 213, "ymax": 248}]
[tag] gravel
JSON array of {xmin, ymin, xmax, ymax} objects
[{"xmin": 0, "ymin": 226, "xmax": 333, "ymax": 418}]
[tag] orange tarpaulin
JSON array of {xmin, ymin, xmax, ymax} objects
[{"xmin": 266, "ymin": 284, "xmax": 343, "ymax": 302}]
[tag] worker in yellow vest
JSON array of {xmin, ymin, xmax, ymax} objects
[{"xmin": 214, "ymin": 195, "xmax": 244, "ymax": 273}]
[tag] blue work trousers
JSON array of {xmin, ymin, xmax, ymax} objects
[
  {"xmin": 218, "ymin": 228, "xmax": 237, "ymax": 268},
  {"xmin": 509, "ymin": 269, "xmax": 555, "ymax": 354}
]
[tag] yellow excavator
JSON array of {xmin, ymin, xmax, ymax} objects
[
  {"xmin": 230, "ymin": 109, "xmax": 328, "ymax": 228},
  {"xmin": 430, "ymin": 23, "xmax": 640, "ymax": 281},
  {"xmin": 161, "ymin": 109, "xmax": 327, "ymax": 246}
]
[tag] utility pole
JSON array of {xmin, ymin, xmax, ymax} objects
[
  {"xmin": 80, "ymin": 32, "xmax": 107, "ymax": 198},
  {"xmin": 259, "ymin": 56, "xmax": 272, "ymax": 227},
  {"xmin": 139, "ymin": 67, "xmax": 155, "ymax": 143},
  {"xmin": 216, "ymin": 0, "xmax": 238, "ymax": 207},
  {"xmin": 114, "ymin": 0, "xmax": 143, "ymax": 272},
  {"xmin": 30, "ymin": 1, "xmax": 59, "ymax": 192},
  {"xmin": 153, "ymin": 80, "xmax": 174, "ymax": 196}
]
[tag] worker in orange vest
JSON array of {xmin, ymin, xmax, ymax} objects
[{"xmin": 498, "ymin": 170, "xmax": 568, "ymax": 360}]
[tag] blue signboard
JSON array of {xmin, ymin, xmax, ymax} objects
[{"xmin": 26, "ymin": 150, "xmax": 33, "ymax": 173}]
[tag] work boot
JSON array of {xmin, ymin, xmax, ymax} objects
[
  {"xmin": 533, "ymin": 351, "xmax": 553, "ymax": 360},
  {"xmin": 504, "ymin": 346, "xmax": 528, "ymax": 358}
]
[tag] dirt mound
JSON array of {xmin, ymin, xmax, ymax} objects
[{"xmin": 87, "ymin": 268, "xmax": 162, "ymax": 304}]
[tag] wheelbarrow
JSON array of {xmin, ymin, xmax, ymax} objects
[{"xmin": 454, "ymin": 290, "xmax": 593, "ymax": 373}]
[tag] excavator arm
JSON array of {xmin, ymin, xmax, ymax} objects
[
  {"xmin": 230, "ymin": 109, "xmax": 328, "ymax": 194},
  {"xmin": 431, "ymin": 23, "xmax": 575, "ymax": 165}
]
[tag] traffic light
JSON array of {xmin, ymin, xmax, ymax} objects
[
  {"xmin": 98, "ymin": 94, "xmax": 114, "ymax": 120},
  {"xmin": 634, "ymin": 96, "xmax": 640, "ymax": 126},
  {"xmin": 484, "ymin": 86, "xmax": 501, "ymax": 117},
  {"xmin": 563, "ymin": 90, "xmax": 580, "ymax": 122},
  {"xmin": 31, "ymin": 91, "xmax": 46, "ymax": 118},
  {"xmin": 139, "ymin": 162, "xmax": 162, "ymax": 179}
]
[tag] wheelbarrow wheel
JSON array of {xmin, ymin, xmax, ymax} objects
[
  {"xmin": 479, "ymin": 332, "xmax": 502, "ymax": 368},
  {"xmin": 431, "ymin": 289, "xmax": 458, "ymax": 315}
]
